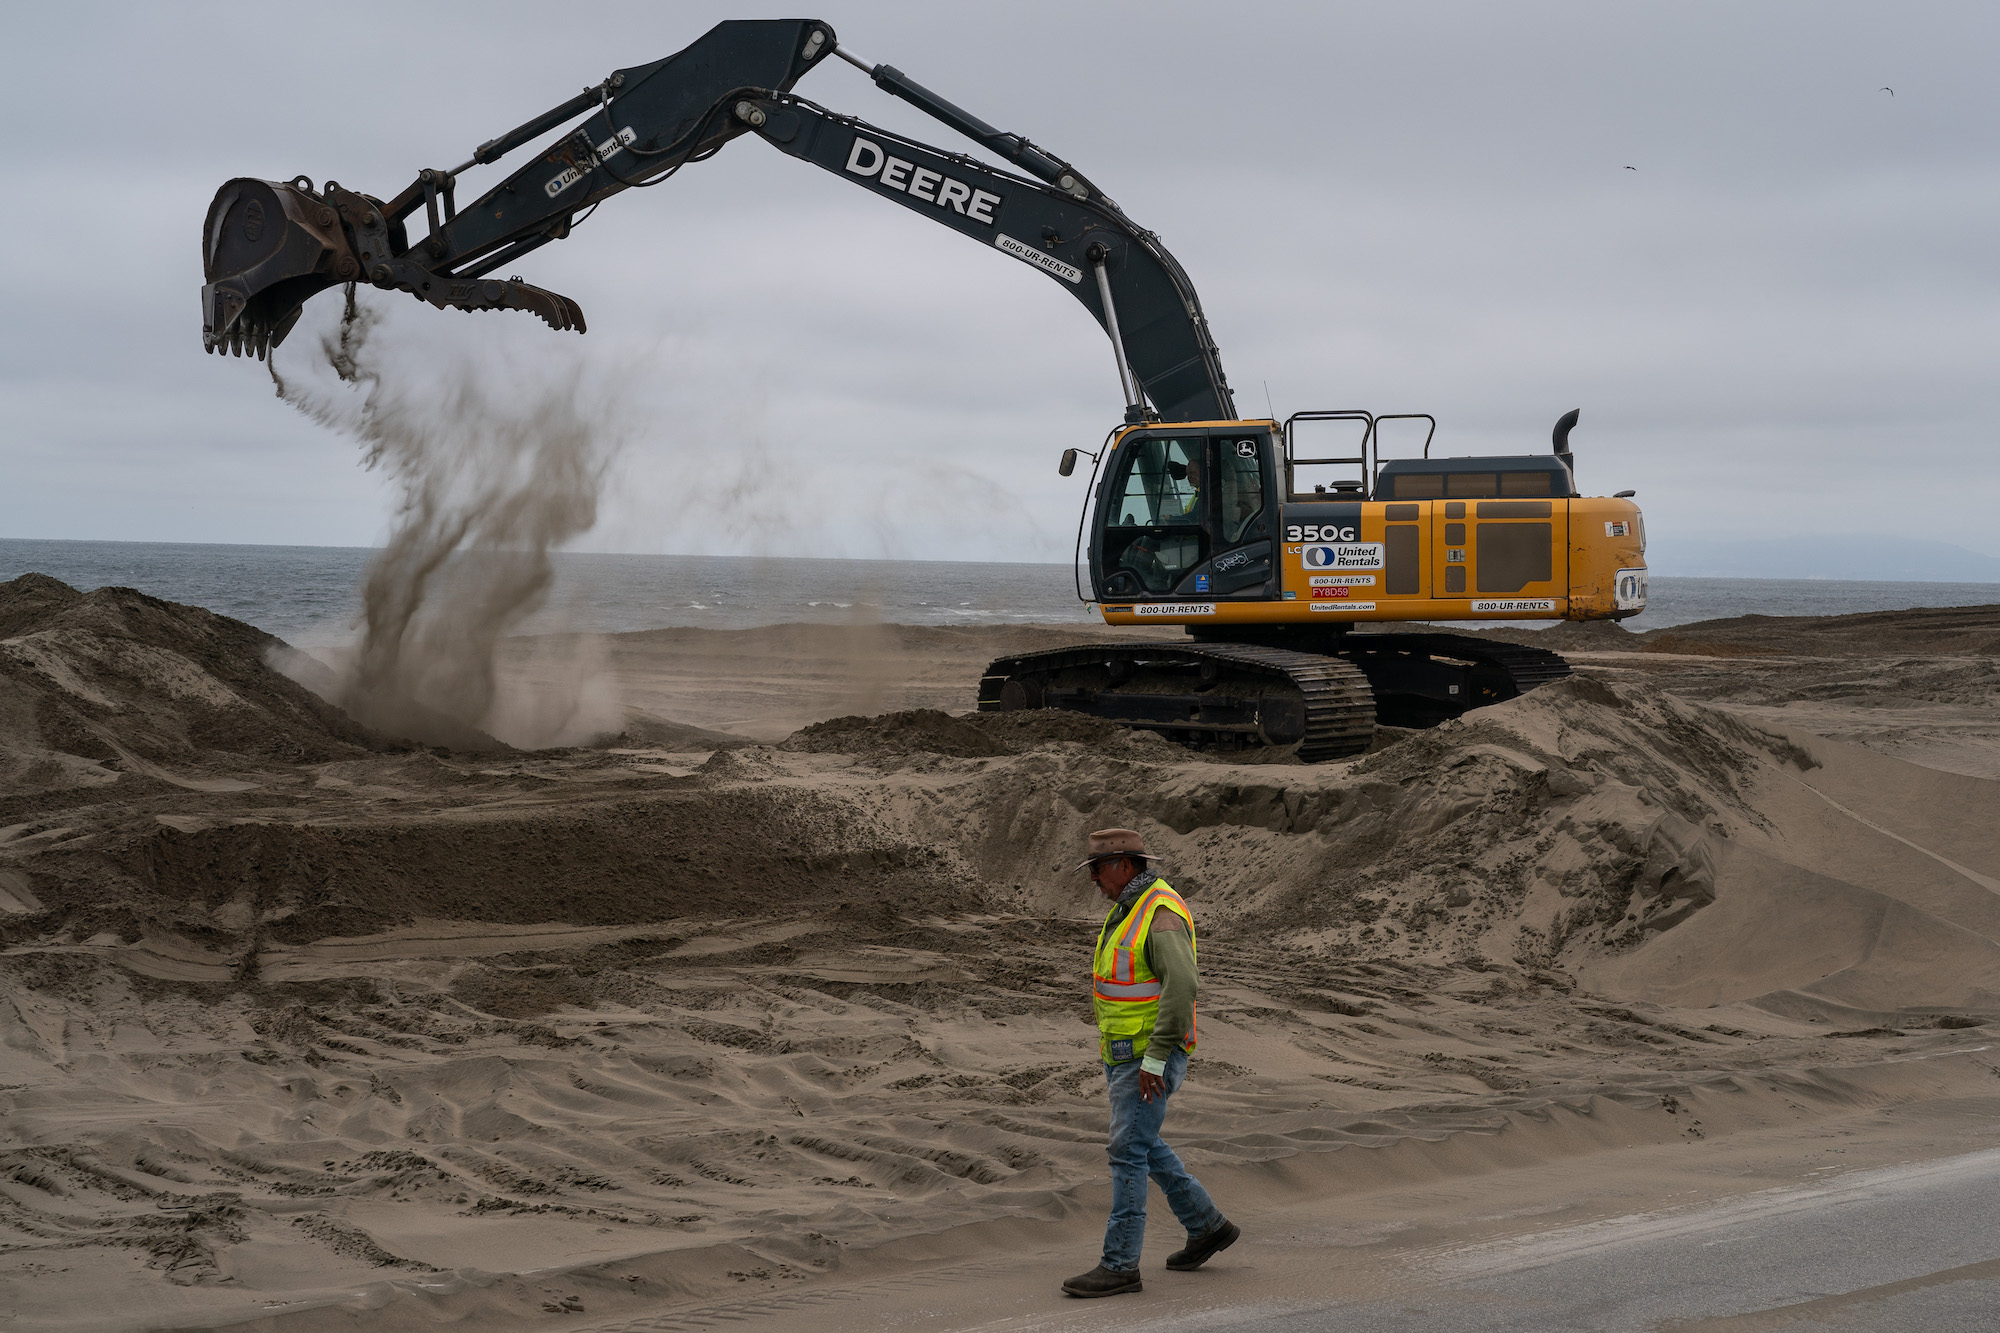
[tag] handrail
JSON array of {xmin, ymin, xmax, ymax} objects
[
  {"xmin": 1282, "ymin": 410, "xmax": 1375, "ymax": 499},
  {"xmin": 1374, "ymin": 412, "xmax": 1438, "ymax": 459}
]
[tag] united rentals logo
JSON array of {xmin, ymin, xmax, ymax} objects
[
  {"xmin": 544, "ymin": 127, "xmax": 639, "ymax": 199},
  {"xmin": 1615, "ymin": 568, "xmax": 1648, "ymax": 610},
  {"xmin": 1301, "ymin": 543, "xmax": 1384, "ymax": 571}
]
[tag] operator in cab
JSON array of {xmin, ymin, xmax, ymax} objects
[
  {"xmin": 1167, "ymin": 458, "xmax": 1202, "ymax": 523},
  {"xmin": 1063, "ymin": 829, "xmax": 1239, "ymax": 1299}
]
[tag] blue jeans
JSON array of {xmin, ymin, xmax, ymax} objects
[{"xmin": 1100, "ymin": 1047, "xmax": 1224, "ymax": 1272}]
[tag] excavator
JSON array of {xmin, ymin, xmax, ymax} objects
[{"xmin": 200, "ymin": 18, "xmax": 1648, "ymax": 762}]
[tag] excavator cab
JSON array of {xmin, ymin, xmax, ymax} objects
[{"xmin": 1093, "ymin": 426, "xmax": 1279, "ymax": 603}]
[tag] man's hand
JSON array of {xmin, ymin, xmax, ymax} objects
[{"xmin": 1140, "ymin": 1069, "xmax": 1167, "ymax": 1102}]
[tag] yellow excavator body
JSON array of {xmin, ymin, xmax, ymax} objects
[
  {"xmin": 973, "ymin": 414, "xmax": 1647, "ymax": 758},
  {"xmin": 1082, "ymin": 418, "xmax": 1647, "ymax": 632}
]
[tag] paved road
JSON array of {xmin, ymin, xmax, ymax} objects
[{"xmin": 1138, "ymin": 1147, "xmax": 2000, "ymax": 1332}]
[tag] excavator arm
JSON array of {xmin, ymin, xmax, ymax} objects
[
  {"xmin": 200, "ymin": 19, "xmax": 1235, "ymax": 422},
  {"xmin": 734, "ymin": 90, "xmax": 1233, "ymax": 422}
]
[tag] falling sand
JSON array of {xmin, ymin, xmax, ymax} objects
[{"xmin": 270, "ymin": 289, "xmax": 624, "ymax": 749}]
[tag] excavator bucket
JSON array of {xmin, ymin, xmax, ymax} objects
[
  {"xmin": 201, "ymin": 178, "xmax": 359, "ymax": 358},
  {"xmin": 201, "ymin": 175, "xmax": 586, "ymax": 357}
]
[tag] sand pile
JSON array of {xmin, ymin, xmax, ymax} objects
[
  {"xmin": 1635, "ymin": 603, "xmax": 2000, "ymax": 658},
  {"xmin": 1537, "ymin": 602, "xmax": 2000, "ymax": 782},
  {"xmin": 785, "ymin": 707, "xmax": 1170, "ymax": 762},
  {"xmin": 6, "ymin": 605, "xmax": 2000, "ymax": 1327},
  {"xmin": 0, "ymin": 574, "xmax": 374, "ymax": 800}
]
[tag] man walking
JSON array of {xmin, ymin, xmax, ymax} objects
[{"xmin": 1063, "ymin": 828, "xmax": 1239, "ymax": 1299}]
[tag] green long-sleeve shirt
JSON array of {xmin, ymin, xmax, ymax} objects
[
  {"xmin": 1104, "ymin": 877, "xmax": 1198, "ymax": 1065},
  {"xmin": 1143, "ymin": 917, "xmax": 1198, "ymax": 1065}
]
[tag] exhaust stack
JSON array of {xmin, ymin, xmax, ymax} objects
[{"xmin": 1552, "ymin": 407, "xmax": 1579, "ymax": 460}]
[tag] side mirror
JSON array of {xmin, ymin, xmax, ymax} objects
[{"xmin": 1059, "ymin": 448, "xmax": 1078, "ymax": 477}]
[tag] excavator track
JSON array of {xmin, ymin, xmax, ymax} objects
[
  {"xmin": 1335, "ymin": 631, "xmax": 1572, "ymax": 729},
  {"xmin": 977, "ymin": 642, "xmax": 1377, "ymax": 762},
  {"xmin": 979, "ymin": 631, "xmax": 1572, "ymax": 762}
]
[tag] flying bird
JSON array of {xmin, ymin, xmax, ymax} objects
[
  {"xmin": 1624, "ymin": 165, "xmax": 1637, "ymax": 170},
  {"xmin": 1881, "ymin": 86, "xmax": 1894, "ymax": 95}
]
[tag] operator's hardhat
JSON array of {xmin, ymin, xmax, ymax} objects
[{"xmin": 1074, "ymin": 827, "xmax": 1159, "ymax": 872}]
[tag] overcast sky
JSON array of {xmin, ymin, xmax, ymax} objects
[{"xmin": 5, "ymin": 1, "xmax": 1995, "ymax": 565}]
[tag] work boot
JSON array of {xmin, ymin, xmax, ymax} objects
[
  {"xmin": 1165, "ymin": 1218, "xmax": 1240, "ymax": 1271},
  {"xmin": 1061, "ymin": 1265, "xmax": 1143, "ymax": 1298}
]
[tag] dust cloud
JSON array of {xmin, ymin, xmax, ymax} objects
[{"xmin": 271, "ymin": 289, "xmax": 629, "ymax": 749}]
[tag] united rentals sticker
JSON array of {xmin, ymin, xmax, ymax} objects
[
  {"xmin": 1302, "ymin": 543, "xmax": 1384, "ymax": 571},
  {"xmin": 1308, "ymin": 574, "xmax": 1375, "ymax": 587},
  {"xmin": 1133, "ymin": 603, "xmax": 1217, "ymax": 616},
  {"xmin": 544, "ymin": 127, "xmax": 638, "ymax": 198},
  {"xmin": 1470, "ymin": 599, "xmax": 1557, "ymax": 612},
  {"xmin": 1310, "ymin": 602, "xmax": 1377, "ymax": 612}
]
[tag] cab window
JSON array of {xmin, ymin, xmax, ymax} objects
[
  {"xmin": 1111, "ymin": 437, "xmax": 1201, "ymax": 527},
  {"xmin": 1100, "ymin": 437, "xmax": 1208, "ymax": 595},
  {"xmin": 1218, "ymin": 438, "xmax": 1265, "ymax": 545}
]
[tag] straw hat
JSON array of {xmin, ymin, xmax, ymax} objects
[{"xmin": 1073, "ymin": 827, "xmax": 1159, "ymax": 872}]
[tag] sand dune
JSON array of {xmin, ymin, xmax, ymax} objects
[{"xmin": 4, "ymin": 576, "xmax": 2000, "ymax": 1329}]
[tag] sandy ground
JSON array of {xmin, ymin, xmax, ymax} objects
[{"xmin": 4, "ymin": 574, "xmax": 2000, "ymax": 1331}]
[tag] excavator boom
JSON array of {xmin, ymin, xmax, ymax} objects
[
  {"xmin": 198, "ymin": 19, "xmax": 1234, "ymax": 421},
  {"xmin": 201, "ymin": 19, "xmax": 825, "ymax": 359}
]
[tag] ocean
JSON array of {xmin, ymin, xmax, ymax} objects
[{"xmin": 4, "ymin": 538, "xmax": 1996, "ymax": 647}]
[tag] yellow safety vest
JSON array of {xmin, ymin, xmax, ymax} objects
[{"xmin": 1092, "ymin": 879, "xmax": 1198, "ymax": 1063}]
